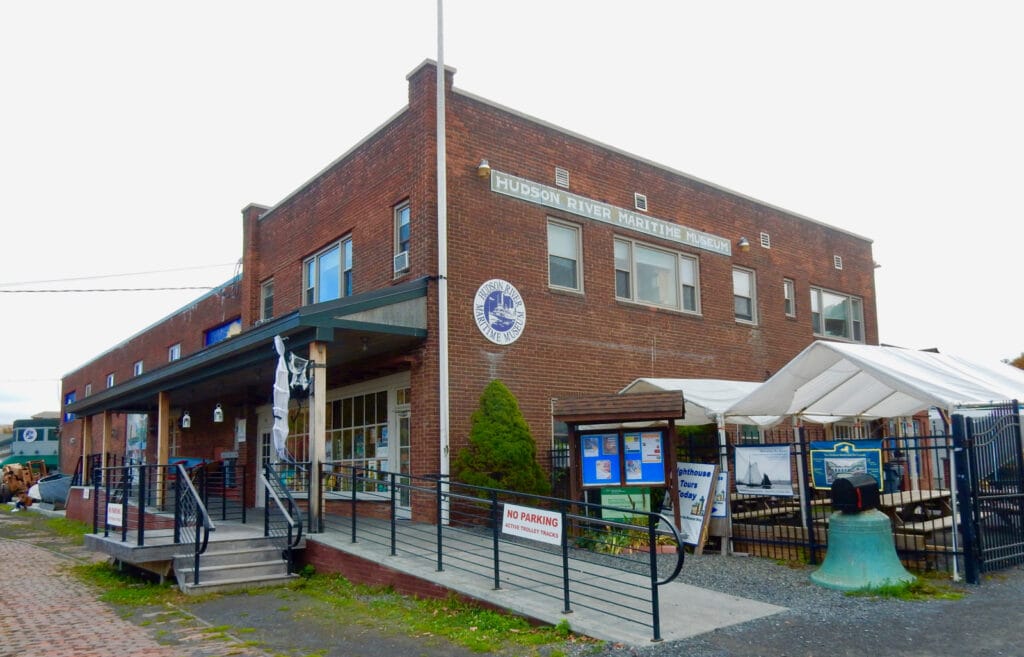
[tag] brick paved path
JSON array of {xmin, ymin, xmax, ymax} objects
[{"xmin": 0, "ymin": 510, "xmax": 270, "ymax": 657}]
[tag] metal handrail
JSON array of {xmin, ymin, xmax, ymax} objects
[
  {"xmin": 320, "ymin": 462, "xmax": 686, "ymax": 642},
  {"xmin": 175, "ymin": 463, "xmax": 215, "ymax": 585},
  {"xmin": 261, "ymin": 464, "xmax": 304, "ymax": 573}
]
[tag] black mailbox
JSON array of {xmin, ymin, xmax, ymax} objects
[{"xmin": 832, "ymin": 472, "xmax": 880, "ymax": 513}]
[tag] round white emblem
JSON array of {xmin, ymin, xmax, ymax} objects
[
  {"xmin": 473, "ymin": 279, "xmax": 526, "ymax": 345},
  {"xmin": 23, "ymin": 428, "xmax": 37, "ymax": 443}
]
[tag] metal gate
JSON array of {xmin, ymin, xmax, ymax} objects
[{"xmin": 954, "ymin": 400, "xmax": 1024, "ymax": 584}]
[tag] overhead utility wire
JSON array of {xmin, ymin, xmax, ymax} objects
[
  {"xmin": 1, "ymin": 286, "xmax": 217, "ymax": 293},
  {"xmin": 0, "ymin": 262, "xmax": 238, "ymax": 288}
]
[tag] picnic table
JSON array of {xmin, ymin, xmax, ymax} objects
[{"xmin": 878, "ymin": 489, "xmax": 954, "ymax": 534}]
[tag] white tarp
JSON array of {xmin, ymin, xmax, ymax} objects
[
  {"xmin": 620, "ymin": 378, "xmax": 780, "ymax": 426},
  {"xmin": 726, "ymin": 341, "xmax": 1024, "ymax": 421},
  {"xmin": 272, "ymin": 336, "xmax": 291, "ymax": 460}
]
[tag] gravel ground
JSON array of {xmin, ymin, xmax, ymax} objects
[
  {"xmin": 11, "ymin": 504, "xmax": 1020, "ymax": 656},
  {"xmin": 574, "ymin": 551, "xmax": 1024, "ymax": 657}
]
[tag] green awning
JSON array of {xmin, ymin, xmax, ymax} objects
[{"xmin": 0, "ymin": 454, "xmax": 60, "ymax": 470}]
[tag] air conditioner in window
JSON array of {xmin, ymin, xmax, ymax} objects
[{"xmin": 393, "ymin": 251, "xmax": 409, "ymax": 274}]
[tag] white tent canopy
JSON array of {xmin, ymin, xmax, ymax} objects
[
  {"xmin": 726, "ymin": 341, "xmax": 1024, "ymax": 422},
  {"xmin": 620, "ymin": 378, "xmax": 779, "ymax": 427}
]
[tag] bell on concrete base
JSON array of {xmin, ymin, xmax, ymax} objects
[{"xmin": 810, "ymin": 509, "xmax": 916, "ymax": 591}]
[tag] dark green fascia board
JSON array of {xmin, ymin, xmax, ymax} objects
[
  {"xmin": 331, "ymin": 319, "xmax": 427, "ymax": 337},
  {"xmin": 65, "ymin": 277, "xmax": 431, "ymax": 417},
  {"xmin": 66, "ymin": 314, "xmax": 310, "ymax": 416},
  {"xmin": 297, "ymin": 276, "xmax": 430, "ymax": 324}
]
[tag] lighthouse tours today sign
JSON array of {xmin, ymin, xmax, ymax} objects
[{"xmin": 473, "ymin": 279, "xmax": 526, "ymax": 345}]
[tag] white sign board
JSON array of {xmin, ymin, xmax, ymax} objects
[
  {"xmin": 502, "ymin": 503, "xmax": 562, "ymax": 546},
  {"xmin": 106, "ymin": 503, "xmax": 123, "ymax": 528},
  {"xmin": 711, "ymin": 470, "xmax": 729, "ymax": 519},
  {"xmin": 675, "ymin": 462, "xmax": 718, "ymax": 546}
]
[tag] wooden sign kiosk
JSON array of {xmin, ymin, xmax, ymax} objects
[{"xmin": 553, "ymin": 390, "xmax": 685, "ymax": 532}]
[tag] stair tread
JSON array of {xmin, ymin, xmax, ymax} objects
[{"xmin": 179, "ymin": 573, "xmax": 297, "ymax": 590}]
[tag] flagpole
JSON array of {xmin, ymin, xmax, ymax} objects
[{"xmin": 436, "ymin": 0, "xmax": 451, "ymax": 524}]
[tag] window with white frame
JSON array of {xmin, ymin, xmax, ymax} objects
[
  {"xmin": 733, "ymin": 267, "xmax": 757, "ymax": 324},
  {"xmin": 133, "ymin": 360, "xmax": 144, "ymax": 377},
  {"xmin": 304, "ymin": 238, "xmax": 352, "ymax": 305},
  {"xmin": 84, "ymin": 383, "xmax": 92, "ymax": 397},
  {"xmin": 168, "ymin": 343, "xmax": 181, "ymax": 362},
  {"xmin": 614, "ymin": 237, "xmax": 700, "ymax": 313},
  {"xmin": 783, "ymin": 278, "xmax": 796, "ymax": 317},
  {"xmin": 810, "ymin": 287, "xmax": 865, "ymax": 342},
  {"xmin": 106, "ymin": 373, "xmax": 115, "ymax": 388},
  {"xmin": 260, "ymin": 279, "xmax": 274, "ymax": 320},
  {"xmin": 394, "ymin": 201, "xmax": 410, "ymax": 272},
  {"xmin": 326, "ymin": 390, "xmax": 389, "ymax": 491},
  {"xmin": 547, "ymin": 219, "xmax": 581, "ymax": 291}
]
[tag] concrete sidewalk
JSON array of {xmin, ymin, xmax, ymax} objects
[{"xmin": 310, "ymin": 524, "xmax": 787, "ymax": 647}]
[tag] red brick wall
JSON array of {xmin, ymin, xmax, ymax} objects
[
  {"xmin": 59, "ymin": 62, "xmax": 877, "ymax": 524},
  {"xmin": 435, "ymin": 66, "xmax": 877, "ymax": 477},
  {"xmin": 60, "ymin": 279, "xmax": 242, "ymax": 473}
]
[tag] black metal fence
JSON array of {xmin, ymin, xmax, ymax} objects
[
  {"xmin": 317, "ymin": 463, "xmax": 684, "ymax": 642},
  {"xmin": 716, "ymin": 403, "xmax": 1024, "ymax": 582},
  {"xmin": 92, "ymin": 461, "xmax": 248, "ymax": 544},
  {"xmin": 955, "ymin": 405, "xmax": 1024, "ymax": 583}
]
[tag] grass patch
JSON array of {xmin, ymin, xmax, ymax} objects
[
  {"xmin": 44, "ymin": 516, "xmax": 91, "ymax": 544},
  {"xmin": 845, "ymin": 577, "xmax": 965, "ymax": 601},
  {"xmin": 283, "ymin": 573, "xmax": 591, "ymax": 654},
  {"xmin": 71, "ymin": 561, "xmax": 183, "ymax": 606}
]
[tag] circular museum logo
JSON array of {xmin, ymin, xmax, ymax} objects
[{"xmin": 473, "ymin": 279, "xmax": 526, "ymax": 345}]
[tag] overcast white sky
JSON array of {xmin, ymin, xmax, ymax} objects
[{"xmin": 1, "ymin": 2, "xmax": 1021, "ymax": 424}]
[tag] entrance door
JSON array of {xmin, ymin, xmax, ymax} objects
[
  {"xmin": 395, "ymin": 409, "xmax": 412, "ymax": 518},
  {"xmin": 255, "ymin": 407, "xmax": 275, "ymax": 507}
]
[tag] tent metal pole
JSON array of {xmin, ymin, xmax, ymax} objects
[
  {"xmin": 946, "ymin": 406, "xmax": 960, "ymax": 582},
  {"xmin": 717, "ymin": 416, "xmax": 730, "ymax": 556}
]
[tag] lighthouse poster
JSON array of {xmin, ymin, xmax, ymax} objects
[
  {"xmin": 734, "ymin": 445, "xmax": 793, "ymax": 496},
  {"xmin": 674, "ymin": 462, "xmax": 719, "ymax": 547}
]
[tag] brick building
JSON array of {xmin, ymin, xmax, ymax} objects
[{"xmin": 61, "ymin": 61, "xmax": 876, "ymax": 521}]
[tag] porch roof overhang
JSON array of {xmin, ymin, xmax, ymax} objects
[
  {"xmin": 553, "ymin": 390, "xmax": 686, "ymax": 425},
  {"xmin": 67, "ymin": 277, "xmax": 431, "ymax": 417}
]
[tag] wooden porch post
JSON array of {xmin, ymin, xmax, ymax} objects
[
  {"xmin": 156, "ymin": 391, "xmax": 170, "ymax": 507},
  {"xmin": 101, "ymin": 410, "xmax": 112, "ymax": 484},
  {"xmin": 309, "ymin": 341, "xmax": 327, "ymax": 532},
  {"xmin": 81, "ymin": 415, "xmax": 93, "ymax": 485}
]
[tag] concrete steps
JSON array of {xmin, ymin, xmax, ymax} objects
[{"xmin": 173, "ymin": 536, "xmax": 300, "ymax": 595}]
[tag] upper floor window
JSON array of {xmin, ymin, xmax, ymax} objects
[
  {"xmin": 64, "ymin": 391, "xmax": 76, "ymax": 422},
  {"xmin": 615, "ymin": 237, "xmax": 700, "ymax": 313},
  {"xmin": 168, "ymin": 343, "xmax": 181, "ymax": 362},
  {"xmin": 304, "ymin": 238, "xmax": 352, "ymax": 305},
  {"xmin": 84, "ymin": 383, "xmax": 92, "ymax": 397},
  {"xmin": 811, "ymin": 287, "xmax": 864, "ymax": 342},
  {"xmin": 783, "ymin": 278, "xmax": 796, "ymax": 317},
  {"xmin": 133, "ymin": 360, "xmax": 144, "ymax": 377},
  {"xmin": 106, "ymin": 373, "xmax": 115, "ymax": 388},
  {"xmin": 547, "ymin": 219, "xmax": 581, "ymax": 291},
  {"xmin": 733, "ymin": 267, "xmax": 757, "ymax": 324},
  {"xmin": 204, "ymin": 318, "xmax": 242, "ymax": 346},
  {"xmin": 260, "ymin": 279, "xmax": 275, "ymax": 321},
  {"xmin": 394, "ymin": 202, "xmax": 410, "ymax": 274}
]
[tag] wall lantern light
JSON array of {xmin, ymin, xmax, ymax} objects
[
  {"xmin": 213, "ymin": 404, "xmax": 225, "ymax": 423},
  {"xmin": 477, "ymin": 159, "xmax": 491, "ymax": 178},
  {"xmin": 737, "ymin": 237, "xmax": 751, "ymax": 252},
  {"xmin": 181, "ymin": 411, "xmax": 192, "ymax": 429}
]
